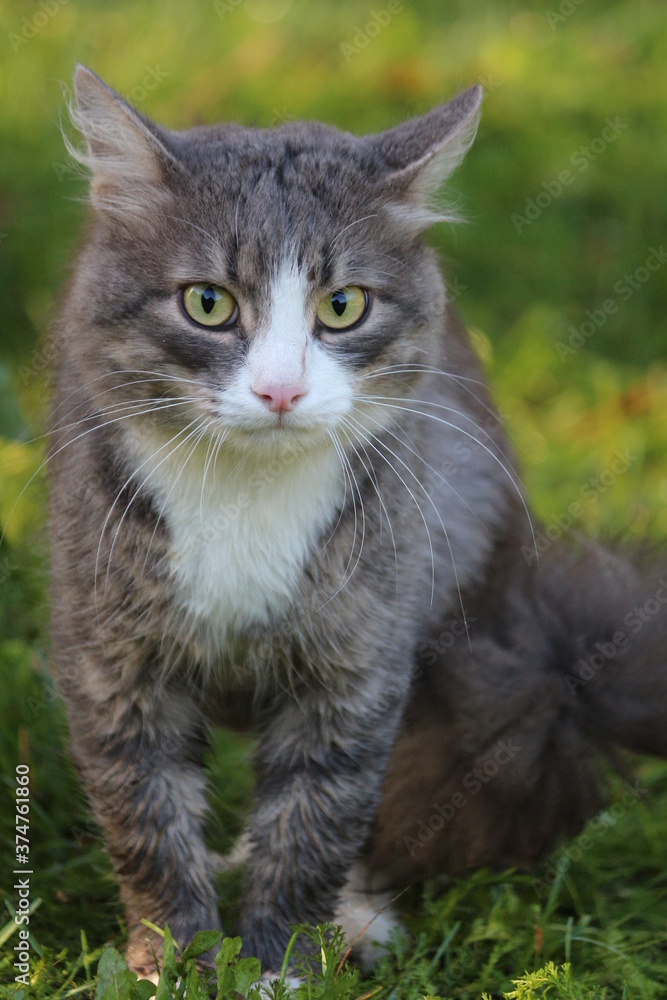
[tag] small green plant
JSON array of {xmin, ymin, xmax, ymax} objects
[
  {"xmin": 89, "ymin": 923, "xmax": 368, "ymax": 1000},
  {"xmin": 92, "ymin": 928, "xmax": 265, "ymax": 1000},
  {"xmin": 483, "ymin": 961, "xmax": 609, "ymax": 1000}
]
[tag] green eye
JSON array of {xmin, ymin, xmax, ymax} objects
[
  {"xmin": 182, "ymin": 283, "xmax": 238, "ymax": 328},
  {"xmin": 317, "ymin": 286, "xmax": 369, "ymax": 331}
]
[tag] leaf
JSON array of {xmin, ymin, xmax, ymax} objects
[
  {"xmin": 181, "ymin": 929, "xmax": 224, "ymax": 961},
  {"xmin": 216, "ymin": 963, "xmax": 238, "ymax": 997},
  {"xmin": 163, "ymin": 926, "xmax": 177, "ymax": 971},
  {"xmin": 234, "ymin": 957, "xmax": 262, "ymax": 993},
  {"xmin": 215, "ymin": 937, "xmax": 244, "ymax": 967},
  {"xmin": 182, "ymin": 959, "xmax": 209, "ymax": 999},
  {"xmin": 215, "ymin": 937, "xmax": 257, "ymax": 998},
  {"xmin": 131, "ymin": 981, "xmax": 157, "ymax": 1000},
  {"xmin": 155, "ymin": 927, "xmax": 177, "ymax": 1000},
  {"xmin": 155, "ymin": 972, "xmax": 173, "ymax": 1000},
  {"xmin": 154, "ymin": 974, "xmax": 172, "ymax": 1000},
  {"xmin": 95, "ymin": 946, "xmax": 138, "ymax": 1000}
]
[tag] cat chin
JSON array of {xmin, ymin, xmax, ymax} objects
[{"xmin": 223, "ymin": 424, "xmax": 336, "ymax": 459}]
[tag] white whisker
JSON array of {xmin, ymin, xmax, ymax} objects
[
  {"xmin": 52, "ymin": 397, "xmax": 198, "ymax": 437},
  {"xmin": 363, "ymin": 393, "xmax": 524, "ymax": 493},
  {"xmin": 352, "ymin": 403, "xmax": 486, "ymax": 533},
  {"xmin": 95, "ymin": 417, "xmax": 203, "ymax": 611},
  {"xmin": 317, "ymin": 430, "xmax": 365, "ymax": 610},
  {"xmin": 0, "ymin": 400, "xmax": 202, "ymax": 553},
  {"xmin": 362, "ymin": 399, "xmax": 538, "ymax": 565},
  {"xmin": 342, "ymin": 415, "xmax": 439, "ymax": 614},
  {"xmin": 327, "ymin": 214, "xmax": 379, "ymax": 255},
  {"xmin": 346, "ymin": 412, "xmax": 470, "ymax": 643},
  {"xmin": 357, "ymin": 363, "xmax": 488, "ymax": 388},
  {"xmin": 321, "ymin": 431, "xmax": 350, "ymax": 555},
  {"xmin": 339, "ymin": 422, "xmax": 399, "ymax": 602},
  {"xmin": 50, "ymin": 367, "xmax": 207, "ymax": 424},
  {"xmin": 157, "ymin": 424, "xmax": 223, "ymax": 679}
]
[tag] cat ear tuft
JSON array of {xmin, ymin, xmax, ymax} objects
[
  {"xmin": 370, "ymin": 86, "xmax": 483, "ymax": 233},
  {"xmin": 65, "ymin": 65, "xmax": 178, "ymax": 221}
]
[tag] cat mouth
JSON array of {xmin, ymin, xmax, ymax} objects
[
  {"xmin": 224, "ymin": 408, "xmax": 330, "ymax": 435},
  {"xmin": 224, "ymin": 418, "xmax": 335, "ymax": 454}
]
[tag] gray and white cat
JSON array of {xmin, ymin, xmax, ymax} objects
[{"xmin": 49, "ymin": 66, "xmax": 666, "ymax": 981}]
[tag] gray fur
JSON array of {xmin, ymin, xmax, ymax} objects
[{"xmin": 49, "ymin": 66, "xmax": 666, "ymax": 976}]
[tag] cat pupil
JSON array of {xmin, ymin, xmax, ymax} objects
[
  {"xmin": 201, "ymin": 287, "xmax": 216, "ymax": 314},
  {"xmin": 331, "ymin": 291, "xmax": 347, "ymax": 316}
]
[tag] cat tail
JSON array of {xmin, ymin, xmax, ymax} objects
[
  {"xmin": 537, "ymin": 539, "xmax": 667, "ymax": 757},
  {"xmin": 368, "ymin": 537, "xmax": 667, "ymax": 885}
]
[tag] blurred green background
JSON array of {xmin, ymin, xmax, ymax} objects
[{"xmin": 0, "ymin": 0, "xmax": 665, "ymax": 995}]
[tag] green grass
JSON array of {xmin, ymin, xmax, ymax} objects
[
  {"xmin": 1, "ymin": 680, "xmax": 666, "ymax": 1000},
  {"xmin": 0, "ymin": 643, "xmax": 666, "ymax": 1000},
  {"xmin": 0, "ymin": 0, "xmax": 666, "ymax": 996}
]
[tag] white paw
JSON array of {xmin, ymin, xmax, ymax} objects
[
  {"xmin": 335, "ymin": 861, "xmax": 403, "ymax": 971},
  {"xmin": 252, "ymin": 970, "xmax": 303, "ymax": 995},
  {"xmin": 134, "ymin": 968, "xmax": 160, "ymax": 986},
  {"xmin": 129, "ymin": 968, "xmax": 186, "ymax": 989}
]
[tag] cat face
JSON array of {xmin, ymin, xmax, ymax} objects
[{"xmin": 64, "ymin": 68, "xmax": 481, "ymax": 456}]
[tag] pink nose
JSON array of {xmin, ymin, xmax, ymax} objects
[{"xmin": 252, "ymin": 382, "xmax": 307, "ymax": 413}]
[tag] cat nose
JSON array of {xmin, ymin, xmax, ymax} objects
[{"xmin": 252, "ymin": 382, "xmax": 307, "ymax": 413}]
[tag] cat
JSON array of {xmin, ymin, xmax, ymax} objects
[{"xmin": 49, "ymin": 65, "xmax": 666, "ymax": 983}]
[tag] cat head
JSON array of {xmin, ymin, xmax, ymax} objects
[{"xmin": 62, "ymin": 66, "xmax": 481, "ymax": 456}]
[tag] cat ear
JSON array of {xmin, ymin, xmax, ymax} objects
[
  {"xmin": 66, "ymin": 64, "xmax": 179, "ymax": 220},
  {"xmin": 369, "ymin": 86, "xmax": 482, "ymax": 233}
]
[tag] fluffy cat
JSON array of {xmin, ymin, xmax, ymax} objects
[{"xmin": 49, "ymin": 66, "xmax": 666, "ymax": 981}]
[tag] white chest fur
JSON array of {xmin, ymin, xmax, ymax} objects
[{"xmin": 125, "ymin": 429, "xmax": 343, "ymax": 637}]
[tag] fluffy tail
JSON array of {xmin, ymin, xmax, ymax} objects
[{"xmin": 369, "ymin": 538, "xmax": 667, "ymax": 885}]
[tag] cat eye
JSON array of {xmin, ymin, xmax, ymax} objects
[
  {"xmin": 182, "ymin": 283, "xmax": 238, "ymax": 328},
  {"xmin": 316, "ymin": 286, "xmax": 369, "ymax": 331}
]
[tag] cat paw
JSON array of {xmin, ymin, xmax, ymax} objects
[
  {"xmin": 125, "ymin": 928, "xmax": 163, "ymax": 982},
  {"xmin": 126, "ymin": 962, "xmax": 160, "ymax": 985},
  {"xmin": 125, "ymin": 926, "xmax": 217, "ymax": 984},
  {"xmin": 335, "ymin": 861, "xmax": 403, "ymax": 971},
  {"xmin": 252, "ymin": 970, "xmax": 303, "ymax": 995}
]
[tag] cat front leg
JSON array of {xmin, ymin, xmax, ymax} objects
[
  {"xmin": 238, "ymin": 673, "xmax": 408, "ymax": 971},
  {"xmin": 62, "ymin": 678, "xmax": 220, "ymax": 978}
]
